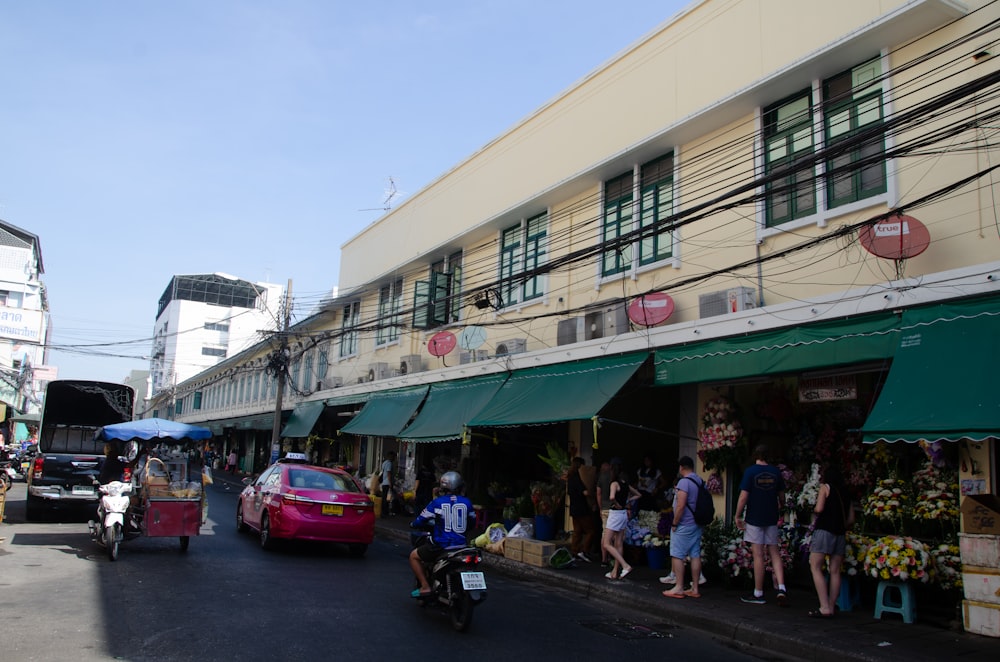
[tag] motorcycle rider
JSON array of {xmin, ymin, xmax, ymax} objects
[{"xmin": 408, "ymin": 470, "xmax": 472, "ymax": 598}]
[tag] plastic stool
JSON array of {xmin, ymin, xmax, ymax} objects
[
  {"xmin": 836, "ymin": 577, "xmax": 861, "ymax": 612},
  {"xmin": 874, "ymin": 580, "xmax": 916, "ymax": 624},
  {"xmin": 472, "ymin": 505, "xmax": 486, "ymax": 530}
]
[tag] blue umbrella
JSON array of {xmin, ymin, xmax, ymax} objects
[{"xmin": 95, "ymin": 418, "xmax": 212, "ymax": 442}]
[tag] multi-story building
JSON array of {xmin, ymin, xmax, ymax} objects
[
  {"xmin": 148, "ymin": 273, "xmax": 282, "ymax": 399},
  {"xmin": 0, "ymin": 219, "xmax": 49, "ymax": 416},
  {"xmin": 158, "ymin": 1, "xmax": 998, "ymax": 619}
]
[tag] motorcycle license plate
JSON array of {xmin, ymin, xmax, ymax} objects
[
  {"xmin": 72, "ymin": 485, "xmax": 95, "ymax": 495},
  {"xmin": 321, "ymin": 504, "xmax": 343, "ymax": 516},
  {"xmin": 460, "ymin": 572, "xmax": 486, "ymax": 591}
]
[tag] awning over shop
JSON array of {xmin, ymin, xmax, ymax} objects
[
  {"xmin": 398, "ymin": 374, "xmax": 509, "ymax": 442},
  {"xmin": 207, "ymin": 413, "xmax": 276, "ymax": 435},
  {"xmin": 861, "ymin": 295, "xmax": 1000, "ymax": 444},
  {"xmin": 467, "ymin": 353, "xmax": 647, "ymax": 428},
  {"xmin": 653, "ymin": 312, "xmax": 901, "ymax": 386},
  {"xmin": 339, "ymin": 385, "xmax": 429, "ymax": 437},
  {"xmin": 325, "ymin": 391, "xmax": 370, "ymax": 408},
  {"xmin": 280, "ymin": 400, "xmax": 326, "ymax": 438}
]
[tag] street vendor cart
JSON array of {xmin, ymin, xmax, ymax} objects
[{"xmin": 94, "ymin": 418, "xmax": 213, "ymax": 554}]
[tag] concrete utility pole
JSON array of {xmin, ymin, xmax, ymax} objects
[{"xmin": 270, "ymin": 279, "xmax": 293, "ymax": 453}]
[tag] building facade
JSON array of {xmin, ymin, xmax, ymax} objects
[{"xmin": 158, "ymin": 1, "xmax": 997, "ymax": 614}]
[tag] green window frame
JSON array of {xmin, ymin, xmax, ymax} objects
[
  {"xmin": 339, "ymin": 301, "xmax": 360, "ymax": 358},
  {"xmin": 193, "ymin": 391, "xmax": 202, "ymax": 410},
  {"xmin": 824, "ymin": 57, "xmax": 886, "ymax": 208},
  {"xmin": 412, "ymin": 252, "xmax": 462, "ymax": 329},
  {"xmin": 500, "ymin": 213, "xmax": 547, "ymax": 306},
  {"xmin": 764, "ymin": 91, "xmax": 816, "ymax": 226},
  {"xmin": 639, "ymin": 154, "xmax": 674, "ymax": 265},
  {"xmin": 376, "ymin": 279, "xmax": 403, "ymax": 346},
  {"xmin": 602, "ymin": 172, "xmax": 634, "ymax": 277}
]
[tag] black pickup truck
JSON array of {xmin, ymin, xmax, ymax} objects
[{"xmin": 25, "ymin": 380, "xmax": 135, "ymax": 521}]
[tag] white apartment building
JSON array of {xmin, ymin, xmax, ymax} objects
[{"xmin": 149, "ymin": 273, "xmax": 283, "ymax": 398}]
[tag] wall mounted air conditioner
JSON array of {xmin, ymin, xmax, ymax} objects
[
  {"xmin": 557, "ymin": 317, "xmax": 585, "ymax": 346},
  {"xmin": 367, "ymin": 362, "xmax": 391, "ymax": 381},
  {"xmin": 400, "ymin": 354, "xmax": 424, "ymax": 375},
  {"xmin": 495, "ymin": 338, "xmax": 527, "ymax": 356},
  {"xmin": 698, "ymin": 287, "xmax": 757, "ymax": 319},
  {"xmin": 584, "ymin": 302, "xmax": 629, "ymax": 340},
  {"xmin": 317, "ymin": 376, "xmax": 343, "ymax": 390},
  {"xmin": 459, "ymin": 349, "xmax": 490, "ymax": 364}
]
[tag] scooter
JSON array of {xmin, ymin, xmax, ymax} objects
[
  {"xmin": 410, "ymin": 528, "xmax": 488, "ymax": 632},
  {"xmin": 88, "ymin": 480, "xmax": 133, "ymax": 561},
  {"xmin": 0, "ymin": 461, "xmax": 15, "ymax": 490}
]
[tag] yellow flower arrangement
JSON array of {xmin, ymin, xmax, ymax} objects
[
  {"xmin": 930, "ymin": 543, "xmax": 963, "ymax": 591},
  {"xmin": 862, "ymin": 536, "xmax": 933, "ymax": 583},
  {"xmin": 913, "ymin": 486, "xmax": 960, "ymax": 521},
  {"xmin": 862, "ymin": 478, "xmax": 910, "ymax": 522}
]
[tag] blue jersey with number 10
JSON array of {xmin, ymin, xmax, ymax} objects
[{"xmin": 412, "ymin": 493, "xmax": 473, "ymax": 549}]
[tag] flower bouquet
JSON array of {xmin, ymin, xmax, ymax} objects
[
  {"xmin": 930, "ymin": 543, "xmax": 963, "ymax": 591},
  {"xmin": 843, "ymin": 532, "xmax": 871, "ymax": 577},
  {"xmin": 698, "ymin": 396, "xmax": 745, "ymax": 471},
  {"xmin": 705, "ymin": 471, "xmax": 723, "ymax": 495},
  {"xmin": 641, "ymin": 533, "xmax": 670, "ymax": 548},
  {"xmin": 862, "ymin": 478, "xmax": 911, "ymax": 531},
  {"xmin": 796, "ymin": 463, "xmax": 822, "ymax": 511},
  {"xmin": 529, "ymin": 481, "xmax": 564, "ymax": 516},
  {"xmin": 862, "ymin": 536, "xmax": 933, "ymax": 583}
]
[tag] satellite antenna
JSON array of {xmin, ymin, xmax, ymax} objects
[{"xmin": 359, "ymin": 177, "xmax": 398, "ymax": 212}]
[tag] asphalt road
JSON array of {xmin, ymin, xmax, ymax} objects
[{"xmin": 0, "ymin": 481, "xmax": 793, "ymax": 661}]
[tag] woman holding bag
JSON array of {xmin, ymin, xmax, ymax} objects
[{"xmin": 807, "ymin": 465, "xmax": 854, "ymax": 618}]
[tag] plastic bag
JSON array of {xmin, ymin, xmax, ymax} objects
[
  {"xmin": 202, "ymin": 465, "xmax": 214, "ymax": 485},
  {"xmin": 549, "ymin": 547, "xmax": 575, "ymax": 569},
  {"xmin": 474, "ymin": 522, "xmax": 507, "ymax": 548},
  {"xmin": 507, "ymin": 521, "xmax": 533, "ymax": 539}
]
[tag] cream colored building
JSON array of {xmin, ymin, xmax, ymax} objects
[{"xmin": 160, "ymin": 0, "xmax": 998, "ymax": 617}]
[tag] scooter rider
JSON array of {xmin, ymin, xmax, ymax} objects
[{"xmin": 408, "ymin": 470, "xmax": 472, "ymax": 597}]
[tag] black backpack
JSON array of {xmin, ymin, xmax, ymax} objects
[{"xmin": 684, "ymin": 476, "xmax": 715, "ymax": 526}]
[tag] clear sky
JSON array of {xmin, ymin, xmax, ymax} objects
[{"xmin": 0, "ymin": 0, "xmax": 690, "ymax": 384}]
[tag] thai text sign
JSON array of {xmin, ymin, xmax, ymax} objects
[
  {"xmin": 0, "ymin": 306, "xmax": 43, "ymax": 342},
  {"xmin": 798, "ymin": 374, "xmax": 857, "ymax": 402}
]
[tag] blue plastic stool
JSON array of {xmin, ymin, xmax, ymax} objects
[
  {"xmin": 836, "ymin": 577, "xmax": 861, "ymax": 612},
  {"xmin": 873, "ymin": 580, "xmax": 916, "ymax": 624}
]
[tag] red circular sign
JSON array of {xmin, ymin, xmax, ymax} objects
[
  {"xmin": 859, "ymin": 214, "xmax": 930, "ymax": 259},
  {"xmin": 427, "ymin": 331, "xmax": 457, "ymax": 357},
  {"xmin": 627, "ymin": 292, "xmax": 675, "ymax": 326}
]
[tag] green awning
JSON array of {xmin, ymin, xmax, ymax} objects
[
  {"xmin": 325, "ymin": 391, "xmax": 370, "ymax": 408},
  {"xmin": 339, "ymin": 385, "xmax": 429, "ymax": 437},
  {"xmin": 398, "ymin": 374, "xmax": 509, "ymax": 442},
  {"xmin": 861, "ymin": 295, "xmax": 1000, "ymax": 444},
  {"xmin": 280, "ymin": 400, "xmax": 326, "ymax": 438},
  {"xmin": 467, "ymin": 353, "xmax": 647, "ymax": 427},
  {"xmin": 654, "ymin": 312, "xmax": 901, "ymax": 385},
  {"xmin": 207, "ymin": 413, "xmax": 275, "ymax": 434}
]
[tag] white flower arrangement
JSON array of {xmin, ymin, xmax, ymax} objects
[{"xmin": 796, "ymin": 463, "xmax": 821, "ymax": 510}]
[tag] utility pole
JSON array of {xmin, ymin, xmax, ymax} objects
[{"xmin": 270, "ymin": 279, "xmax": 293, "ymax": 457}]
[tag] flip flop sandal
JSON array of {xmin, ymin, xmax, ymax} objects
[{"xmin": 662, "ymin": 591, "xmax": 686, "ymax": 599}]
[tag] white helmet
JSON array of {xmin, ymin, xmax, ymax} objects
[{"xmin": 439, "ymin": 471, "xmax": 464, "ymax": 493}]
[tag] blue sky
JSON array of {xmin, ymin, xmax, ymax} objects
[{"xmin": 0, "ymin": 1, "xmax": 688, "ymax": 384}]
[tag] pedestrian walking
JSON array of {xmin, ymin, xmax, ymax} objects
[
  {"xmin": 567, "ymin": 457, "xmax": 596, "ymax": 563},
  {"xmin": 735, "ymin": 444, "xmax": 788, "ymax": 606},
  {"xmin": 662, "ymin": 456, "xmax": 706, "ymax": 599},
  {"xmin": 227, "ymin": 449, "xmax": 238, "ymax": 474},
  {"xmin": 808, "ymin": 466, "xmax": 854, "ymax": 617},
  {"xmin": 602, "ymin": 458, "xmax": 640, "ymax": 580},
  {"xmin": 380, "ymin": 451, "xmax": 396, "ymax": 518}
]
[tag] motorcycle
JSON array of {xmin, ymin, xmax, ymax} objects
[
  {"xmin": 88, "ymin": 480, "xmax": 134, "ymax": 561},
  {"xmin": 410, "ymin": 528, "xmax": 488, "ymax": 632},
  {"xmin": 0, "ymin": 461, "xmax": 15, "ymax": 490}
]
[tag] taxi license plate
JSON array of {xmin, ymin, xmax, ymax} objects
[
  {"xmin": 72, "ymin": 485, "xmax": 95, "ymax": 496},
  {"xmin": 460, "ymin": 572, "xmax": 486, "ymax": 591},
  {"xmin": 321, "ymin": 504, "xmax": 343, "ymax": 516}
]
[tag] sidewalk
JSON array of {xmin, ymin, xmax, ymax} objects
[{"xmin": 373, "ymin": 514, "xmax": 998, "ymax": 662}]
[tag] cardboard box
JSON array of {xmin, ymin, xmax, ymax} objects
[
  {"xmin": 962, "ymin": 566, "xmax": 1000, "ymax": 606},
  {"xmin": 522, "ymin": 549, "xmax": 551, "ymax": 567},
  {"xmin": 963, "ymin": 599, "xmax": 1000, "ymax": 638},
  {"xmin": 504, "ymin": 544, "xmax": 523, "ymax": 562},
  {"xmin": 521, "ymin": 539, "xmax": 555, "ymax": 557},
  {"xmin": 504, "ymin": 537, "xmax": 524, "ymax": 554},
  {"xmin": 962, "ymin": 495, "xmax": 1000, "ymax": 535},
  {"xmin": 960, "ymin": 534, "xmax": 1000, "ymax": 569}
]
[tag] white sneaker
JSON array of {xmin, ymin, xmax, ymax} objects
[
  {"xmin": 576, "ymin": 552, "xmax": 592, "ymax": 563},
  {"xmin": 699, "ymin": 574, "xmax": 707, "ymax": 585},
  {"xmin": 658, "ymin": 572, "xmax": 677, "ymax": 585}
]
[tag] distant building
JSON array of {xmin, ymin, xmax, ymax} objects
[
  {"xmin": 150, "ymin": 273, "xmax": 283, "ymax": 395},
  {"xmin": 0, "ymin": 219, "xmax": 48, "ymax": 415},
  {"xmin": 123, "ymin": 369, "xmax": 150, "ymax": 415}
]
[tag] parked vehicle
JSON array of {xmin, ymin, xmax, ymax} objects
[
  {"xmin": 410, "ymin": 524, "xmax": 488, "ymax": 632},
  {"xmin": 236, "ymin": 452, "xmax": 374, "ymax": 555},
  {"xmin": 0, "ymin": 460, "xmax": 15, "ymax": 490},
  {"xmin": 26, "ymin": 380, "xmax": 135, "ymax": 521},
  {"xmin": 88, "ymin": 480, "xmax": 133, "ymax": 561}
]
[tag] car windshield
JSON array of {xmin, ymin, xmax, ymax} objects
[{"xmin": 287, "ymin": 468, "xmax": 359, "ymax": 492}]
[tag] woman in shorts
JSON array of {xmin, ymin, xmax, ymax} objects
[
  {"xmin": 808, "ymin": 466, "xmax": 853, "ymax": 618},
  {"xmin": 601, "ymin": 458, "xmax": 641, "ymax": 580}
]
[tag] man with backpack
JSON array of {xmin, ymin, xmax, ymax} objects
[{"xmin": 662, "ymin": 456, "xmax": 711, "ymax": 599}]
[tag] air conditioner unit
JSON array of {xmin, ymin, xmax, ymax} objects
[
  {"xmin": 495, "ymin": 338, "xmax": 527, "ymax": 356},
  {"xmin": 317, "ymin": 376, "xmax": 343, "ymax": 390},
  {"xmin": 584, "ymin": 302, "xmax": 630, "ymax": 340},
  {"xmin": 367, "ymin": 362, "xmax": 391, "ymax": 381},
  {"xmin": 557, "ymin": 317, "xmax": 585, "ymax": 346},
  {"xmin": 698, "ymin": 287, "xmax": 757, "ymax": 319},
  {"xmin": 459, "ymin": 349, "xmax": 490, "ymax": 364},
  {"xmin": 400, "ymin": 354, "xmax": 424, "ymax": 375}
]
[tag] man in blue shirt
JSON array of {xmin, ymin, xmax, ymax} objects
[
  {"xmin": 736, "ymin": 444, "xmax": 788, "ymax": 606},
  {"xmin": 409, "ymin": 471, "xmax": 472, "ymax": 597}
]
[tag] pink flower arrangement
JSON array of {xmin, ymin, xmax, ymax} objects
[{"xmin": 705, "ymin": 472, "xmax": 723, "ymax": 495}]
